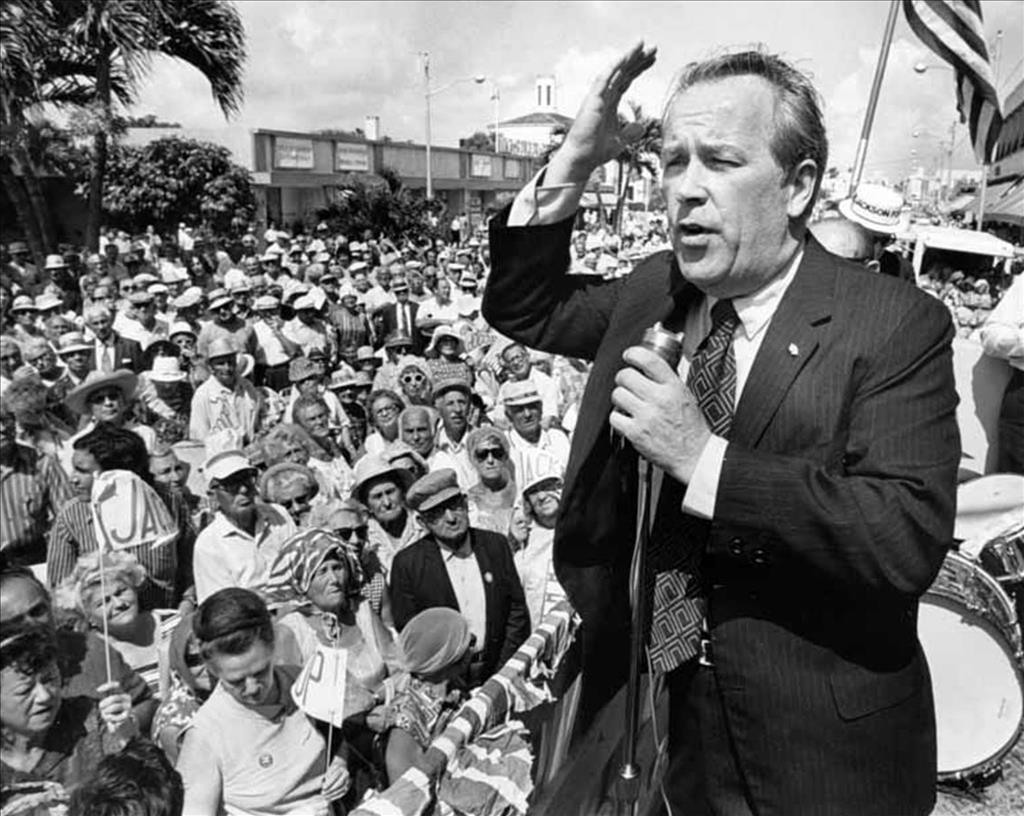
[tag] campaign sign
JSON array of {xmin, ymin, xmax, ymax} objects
[
  {"xmin": 292, "ymin": 644, "xmax": 348, "ymax": 729},
  {"xmin": 91, "ymin": 470, "xmax": 178, "ymax": 552}
]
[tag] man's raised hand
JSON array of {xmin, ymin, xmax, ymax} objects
[{"xmin": 547, "ymin": 41, "xmax": 657, "ymax": 185}]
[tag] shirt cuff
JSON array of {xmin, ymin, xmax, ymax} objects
[
  {"xmin": 681, "ymin": 435, "xmax": 728, "ymax": 520},
  {"xmin": 508, "ymin": 166, "xmax": 588, "ymax": 227}
]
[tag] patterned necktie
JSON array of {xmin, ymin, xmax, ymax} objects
[{"xmin": 646, "ymin": 299, "xmax": 740, "ymax": 674}]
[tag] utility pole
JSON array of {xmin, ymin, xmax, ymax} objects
[{"xmin": 422, "ymin": 51, "xmax": 433, "ymax": 200}]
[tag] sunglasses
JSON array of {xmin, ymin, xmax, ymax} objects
[
  {"xmin": 335, "ymin": 525, "xmax": 368, "ymax": 541},
  {"xmin": 213, "ymin": 472, "xmax": 255, "ymax": 494},
  {"xmin": 422, "ymin": 497, "xmax": 468, "ymax": 522},
  {"xmin": 401, "ymin": 373, "xmax": 425, "ymax": 385},
  {"xmin": 474, "ymin": 448, "xmax": 506, "ymax": 462},
  {"xmin": 87, "ymin": 388, "xmax": 123, "ymax": 405}
]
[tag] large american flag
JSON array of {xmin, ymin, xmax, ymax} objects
[{"xmin": 903, "ymin": 0, "xmax": 1004, "ymax": 164}]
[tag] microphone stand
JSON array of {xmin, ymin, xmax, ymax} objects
[
  {"xmin": 616, "ymin": 456, "xmax": 653, "ymax": 816},
  {"xmin": 615, "ymin": 323, "xmax": 683, "ymax": 816}
]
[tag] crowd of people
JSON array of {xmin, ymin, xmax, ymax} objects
[{"xmin": 0, "ymin": 220, "xmax": 606, "ymax": 814}]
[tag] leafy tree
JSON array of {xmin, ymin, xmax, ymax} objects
[
  {"xmin": 611, "ymin": 101, "xmax": 661, "ymax": 233},
  {"xmin": 54, "ymin": 0, "xmax": 247, "ymax": 250},
  {"xmin": 459, "ymin": 131, "xmax": 495, "ymax": 152},
  {"xmin": 89, "ymin": 136, "xmax": 254, "ymax": 235},
  {"xmin": 1, "ymin": 0, "xmax": 129, "ymax": 264},
  {"xmin": 315, "ymin": 165, "xmax": 442, "ymax": 244}
]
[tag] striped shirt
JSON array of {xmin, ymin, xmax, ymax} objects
[
  {"xmin": 0, "ymin": 444, "xmax": 73, "ymax": 565},
  {"xmin": 47, "ymin": 487, "xmax": 195, "ymax": 609}
]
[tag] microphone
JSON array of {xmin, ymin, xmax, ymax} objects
[
  {"xmin": 612, "ymin": 322, "xmax": 685, "ymax": 452},
  {"xmin": 638, "ymin": 321, "xmax": 685, "ymax": 371}
]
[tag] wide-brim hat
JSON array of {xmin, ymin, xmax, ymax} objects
[
  {"xmin": 11, "ymin": 295, "xmax": 37, "ymax": 312},
  {"xmin": 500, "ymin": 379, "xmax": 543, "ymax": 407},
  {"xmin": 838, "ymin": 184, "xmax": 910, "ymax": 235},
  {"xmin": 56, "ymin": 332, "xmax": 92, "ymax": 355},
  {"xmin": 433, "ymin": 374, "xmax": 473, "ymax": 399},
  {"xmin": 351, "ymin": 454, "xmax": 416, "ymax": 504},
  {"xmin": 65, "ymin": 370, "xmax": 138, "ymax": 415},
  {"xmin": 208, "ymin": 291, "xmax": 234, "ymax": 311}
]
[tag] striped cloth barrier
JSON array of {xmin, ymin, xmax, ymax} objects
[{"xmin": 353, "ymin": 601, "xmax": 579, "ymax": 816}]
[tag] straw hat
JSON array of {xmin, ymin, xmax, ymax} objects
[
  {"xmin": 350, "ymin": 454, "xmax": 415, "ymax": 504},
  {"xmin": 65, "ymin": 370, "xmax": 138, "ymax": 415}
]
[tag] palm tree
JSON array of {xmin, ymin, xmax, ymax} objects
[
  {"xmin": 612, "ymin": 101, "xmax": 661, "ymax": 235},
  {"xmin": 55, "ymin": 0, "xmax": 246, "ymax": 250}
]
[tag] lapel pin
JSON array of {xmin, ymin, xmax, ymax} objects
[
  {"xmin": 787, "ymin": 343, "xmax": 799, "ymax": 357},
  {"xmin": 484, "ymin": 571, "xmax": 494, "ymax": 584}
]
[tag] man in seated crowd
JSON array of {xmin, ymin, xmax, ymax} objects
[{"xmin": 0, "ymin": 213, "xmax": 597, "ymax": 811}]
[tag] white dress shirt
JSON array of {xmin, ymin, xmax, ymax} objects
[{"xmin": 439, "ymin": 538, "xmax": 488, "ymax": 654}]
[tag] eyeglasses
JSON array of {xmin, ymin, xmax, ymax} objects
[
  {"xmin": 474, "ymin": 448, "xmax": 506, "ymax": 462},
  {"xmin": 335, "ymin": 525, "xmax": 368, "ymax": 541},
  {"xmin": 373, "ymin": 404, "xmax": 400, "ymax": 417},
  {"xmin": 278, "ymin": 494, "xmax": 313, "ymax": 510},
  {"xmin": 401, "ymin": 373, "xmax": 425, "ymax": 385}
]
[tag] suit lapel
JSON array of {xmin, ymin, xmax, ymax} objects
[
  {"xmin": 424, "ymin": 539, "xmax": 460, "ymax": 609},
  {"xmin": 731, "ymin": 239, "xmax": 837, "ymax": 447}
]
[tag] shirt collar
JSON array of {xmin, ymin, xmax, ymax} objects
[
  {"xmin": 437, "ymin": 534, "xmax": 473, "ymax": 560},
  {"xmin": 707, "ymin": 243, "xmax": 804, "ymax": 342}
]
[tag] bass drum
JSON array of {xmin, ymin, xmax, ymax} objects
[{"xmin": 919, "ymin": 551, "xmax": 1024, "ymax": 783}]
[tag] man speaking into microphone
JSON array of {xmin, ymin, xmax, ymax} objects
[{"xmin": 483, "ymin": 43, "xmax": 959, "ymax": 815}]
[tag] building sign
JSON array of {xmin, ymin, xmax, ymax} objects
[
  {"xmin": 274, "ymin": 137, "xmax": 314, "ymax": 169},
  {"xmin": 335, "ymin": 143, "xmax": 370, "ymax": 172},
  {"xmin": 471, "ymin": 154, "xmax": 493, "ymax": 178}
]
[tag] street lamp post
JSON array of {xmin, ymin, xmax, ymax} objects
[{"xmin": 420, "ymin": 51, "xmax": 488, "ymax": 200}]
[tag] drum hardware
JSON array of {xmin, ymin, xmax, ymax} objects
[{"xmin": 919, "ymin": 551, "xmax": 1024, "ymax": 786}]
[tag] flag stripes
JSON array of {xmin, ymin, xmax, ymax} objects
[{"xmin": 903, "ymin": 0, "xmax": 1004, "ymax": 163}]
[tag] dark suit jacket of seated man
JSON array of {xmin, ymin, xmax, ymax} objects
[{"xmin": 390, "ymin": 469, "xmax": 531, "ymax": 684}]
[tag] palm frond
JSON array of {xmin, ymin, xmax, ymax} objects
[{"xmin": 153, "ymin": 0, "xmax": 246, "ymax": 118}]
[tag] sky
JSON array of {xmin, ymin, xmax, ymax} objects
[{"xmin": 129, "ymin": 0, "xmax": 1024, "ymax": 182}]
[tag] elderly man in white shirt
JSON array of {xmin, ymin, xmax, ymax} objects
[
  {"xmin": 189, "ymin": 337, "xmax": 262, "ymax": 448},
  {"xmin": 499, "ymin": 380, "xmax": 571, "ymax": 485},
  {"xmin": 192, "ymin": 450, "xmax": 297, "ymax": 601}
]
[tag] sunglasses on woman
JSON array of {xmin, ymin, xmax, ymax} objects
[{"xmin": 474, "ymin": 447, "xmax": 506, "ymax": 462}]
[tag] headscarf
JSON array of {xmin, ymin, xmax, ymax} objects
[
  {"xmin": 399, "ymin": 608, "xmax": 473, "ymax": 676},
  {"xmin": 264, "ymin": 528, "xmax": 363, "ymax": 606},
  {"xmin": 167, "ymin": 611, "xmax": 206, "ymax": 696}
]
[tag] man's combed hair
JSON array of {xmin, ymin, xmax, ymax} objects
[
  {"xmin": 665, "ymin": 48, "xmax": 829, "ymax": 216},
  {"xmin": 68, "ymin": 737, "xmax": 184, "ymax": 816},
  {"xmin": 194, "ymin": 587, "xmax": 274, "ymax": 660}
]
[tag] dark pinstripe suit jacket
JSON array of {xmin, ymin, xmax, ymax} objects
[{"xmin": 483, "ymin": 211, "xmax": 960, "ymax": 816}]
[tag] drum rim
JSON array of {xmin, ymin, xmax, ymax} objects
[{"xmin": 924, "ymin": 552, "xmax": 1024, "ymax": 780}]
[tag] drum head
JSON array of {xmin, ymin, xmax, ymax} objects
[{"xmin": 919, "ymin": 593, "xmax": 1024, "ymax": 778}]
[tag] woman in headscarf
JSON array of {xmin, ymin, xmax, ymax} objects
[
  {"xmin": 54, "ymin": 550, "xmax": 179, "ymax": 697},
  {"xmin": 266, "ymin": 529, "xmax": 398, "ymax": 712},
  {"xmin": 382, "ymin": 608, "xmax": 474, "ymax": 784},
  {"xmin": 149, "ymin": 612, "xmax": 213, "ymax": 763}
]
